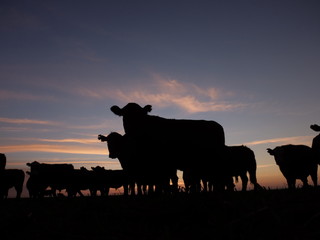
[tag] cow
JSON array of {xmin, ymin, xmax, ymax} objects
[
  {"xmin": 91, "ymin": 166, "xmax": 129, "ymax": 196},
  {"xmin": 0, "ymin": 153, "xmax": 25, "ymax": 199},
  {"xmin": 110, "ymin": 103, "xmax": 226, "ymax": 192},
  {"xmin": 26, "ymin": 161, "xmax": 75, "ymax": 197},
  {"xmin": 311, "ymin": 124, "xmax": 320, "ymax": 156},
  {"xmin": 67, "ymin": 167, "xmax": 98, "ymax": 197},
  {"xmin": 26, "ymin": 171, "xmax": 54, "ymax": 198},
  {"xmin": 98, "ymin": 132, "xmax": 178, "ymax": 195},
  {"xmin": 0, "ymin": 169, "xmax": 25, "ymax": 199},
  {"xmin": 219, "ymin": 145, "xmax": 261, "ymax": 191},
  {"xmin": 98, "ymin": 133, "xmax": 139, "ymax": 195},
  {"xmin": 267, "ymin": 144, "xmax": 318, "ymax": 189},
  {"xmin": 0, "ymin": 153, "xmax": 6, "ymax": 171}
]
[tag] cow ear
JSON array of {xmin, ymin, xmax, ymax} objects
[
  {"xmin": 144, "ymin": 105, "xmax": 152, "ymax": 113},
  {"xmin": 110, "ymin": 105, "xmax": 123, "ymax": 116},
  {"xmin": 266, "ymin": 148, "xmax": 274, "ymax": 155}
]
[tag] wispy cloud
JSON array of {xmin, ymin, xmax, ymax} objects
[
  {"xmin": 257, "ymin": 164, "xmax": 275, "ymax": 169},
  {"xmin": 0, "ymin": 117, "xmax": 114, "ymax": 133},
  {"xmin": 0, "ymin": 89, "xmax": 57, "ymax": 101},
  {"xmin": 243, "ymin": 135, "xmax": 313, "ymax": 146},
  {"xmin": 0, "ymin": 144, "xmax": 107, "ymax": 155},
  {"xmin": 76, "ymin": 74, "xmax": 246, "ymax": 113},
  {"xmin": 37, "ymin": 138, "xmax": 98, "ymax": 144},
  {"xmin": 6, "ymin": 160, "xmax": 118, "ymax": 167},
  {"xmin": 0, "ymin": 117, "xmax": 59, "ymax": 126}
]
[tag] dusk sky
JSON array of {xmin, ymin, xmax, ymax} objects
[{"xmin": 1, "ymin": 0, "xmax": 320, "ymax": 195}]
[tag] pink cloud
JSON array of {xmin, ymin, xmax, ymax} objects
[
  {"xmin": 75, "ymin": 74, "xmax": 246, "ymax": 113},
  {"xmin": 243, "ymin": 135, "xmax": 313, "ymax": 146},
  {"xmin": 0, "ymin": 144, "xmax": 107, "ymax": 155},
  {"xmin": 37, "ymin": 138, "xmax": 98, "ymax": 144},
  {"xmin": 0, "ymin": 117, "xmax": 59, "ymax": 125},
  {"xmin": 0, "ymin": 89, "xmax": 57, "ymax": 101}
]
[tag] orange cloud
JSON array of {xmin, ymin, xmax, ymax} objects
[
  {"xmin": 0, "ymin": 89, "xmax": 56, "ymax": 101},
  {"xmin": 76, "ymin": 74, "xmax": 245, "ymax": 113},
  {"xmin": 37, "ymin": 138, "xmax": 98, "ymax": 144},
  {"xmin": 257, "ymin": 164, "xmax": 275, "ymax": 169},
  {"xmin": 0, "ymin": 117, "xmax": 59, "ymax": 126},
  {"xmin": 0, "ymin": 144, "xmax": 108, "ymax": 155},
  {"xmin": 243, "ymin": 136, "xmax": 313, "ymax": 146}
]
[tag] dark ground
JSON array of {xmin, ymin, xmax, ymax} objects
[{"xmin": 1, "ymin": 189, "xmax": 320, "ymax": 240}]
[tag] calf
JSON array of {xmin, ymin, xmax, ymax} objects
[
  {"xmin": 267, "ymin": 144, "xmax": 318, "ymax": 189},
  {"xmin": 0, "ymin": 169, "xmax": 25, "ymax": 199},
  {"xmin": 98, "ymin": 132, "xmax": 179, "ymax": 195},
  {"xmin": 26, "ymin": 161, "xmax": 74, "ymax": 197},
  {"xmin": 91, "ymin": 166, "xmax": 129, "ymax": 196},
  {"xmin": 68, "ymin": 167, "xmax": 98, "ymax": 197},
  {"xmin": 225, "ymin": 145, "xmax": 262, "ymax": 191}
]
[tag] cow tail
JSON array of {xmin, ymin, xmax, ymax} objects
[
  {"xmin": 235, "ymin": 176, "xmax": 239, "ymax": 183},
  {"xmin": 248, "ymin": 151, "xmax": 258, "ymax": 185}
]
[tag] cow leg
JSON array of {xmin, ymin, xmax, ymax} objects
[
  {"xmin": 129, "ymin": 183, "xmax": 135, "ymax": 195},
  {"xmin": 287, "ymin": 178, "xmax": 296, "ymax": 189},
  {"xmin": 89, "ymin": 188, "xmax": 97, "ymax": 196},
  {"xmin": 207, "ymin": 180, "xmax": 214, "ymax": 192},
  {"xmin": 0, "ymin": 187, "xmax": 7, "ymax": 199},
  {"xmin": 225, "ymin": 177, "xmax": 235, "ymax": 192},
  {"xmin": 123, "ymin": 185, "xmax": 129, "ymax": 196},
  {"xmin": 310, "ymin": 166, "xmax": 318, "ymax": 187},
  {"xmin": 302, "ymin": 178, "xmax": 309, "ymax": 188},
  {"xmin": 15, "ymin": 186, "xmax": 23, "ymax": 199},
  {"xmin": 105, "ymin": 187, "xmax": 110, "ymax": 196},
  {"xmin": 311, "ymin": 174, "xmax": 318, "ymax": 187},
  {"xmin": 148, "ymin": 184, "xmax": 154, "ymax": 195},
  {"xmin": 4, "ymin": 188, "xmax": 9, "ymax": 199},
  {"xmin": 241, "ymin": 174, "xmax": 248, "ymax": 191},
  {"xmin": 171, "ymin": 175, "xmax": 179, "ymax": 194},
  {"xmin": 137, "ymin": 183, "xmax": 143, "ymax": 195},
  {"xmin": 51, "ymin": 187, "xmax": 57, "ymax": 197},
  {"xmin": 77, "ymin": 190, "xmax": 84, "ymax": 197},
  {"xmin": 202, "ymin": 179, "xmax": 208, "ymax": 193}
]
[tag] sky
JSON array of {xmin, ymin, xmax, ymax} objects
[{"xmin": 1, "ymin": 0, "xmax": 320, "ymax": 197}]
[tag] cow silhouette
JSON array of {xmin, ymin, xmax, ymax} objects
[
  {"xmin": 311, "ymin": 124, "xmax": 320, "ymax": 153},
  {"xmin": 91, "ymin": 166, "xmax": 129, "ymax": 196},
  {"xmin": 110, "ymin": 103, "xmax": 225, "ymax": 192},
  {"xmin": 98, "ymin": 132, "xmax": 178, "ymax": 195},
  {"xmin": 223, "ymin": 145, "xmax": 262, "ymax": 191},
  {"xmin": 267, "ymin": 145, "xmax": 318, "ymax": 189},
  {"xmin": 67, "ymin": 167, "xmax": 98, "ymax": 197},
  {"xmin": 0, "ymin": 153, "xmax": 6, "ymax": 171},
  {"xmin": 26, "ymin": 161, "xmax": 75, "ymax": 197},
  {"xmin": 0, "ymin": 153, "xmax": 25, "ymax": 199},
  {"xmin": 0, "ymin": 169, "xmax": 25, "ymax": 199}
]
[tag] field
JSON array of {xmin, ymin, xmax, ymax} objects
[{"xmin": 1, "ymin": 189, "xmax": 320, "ymax": 240}]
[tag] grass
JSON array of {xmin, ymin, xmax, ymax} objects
[{"xmin": 1, "ymin": 189, "xmax": 320, "ymax": 240}]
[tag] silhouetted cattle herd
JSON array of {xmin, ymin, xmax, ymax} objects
[{"xmin": 1, "ymin": 102, "xmax": 320, "ymax": 199}]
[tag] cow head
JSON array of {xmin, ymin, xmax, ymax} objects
[
  {"xmin": 110, "ymin": 103, "xmax": 152, "ymax": 135},
  {"xmin": 80, "ymin": 166, "xmax": 89, "ymax": 171},
  {"xmin": 98, "ymin": 134, "xmax": 108, "ymax": 142},
  {"xmin": 26, "ymin": 161, "xmax": 40, "ymax": 168},
  {"xmin": 92, "ymin": 166, "xmax": 105, "ymax": 172},
  {"xmin": 266, "ymin": 148, "xmax": 274, "ymax": 156},
  {"xmin": 111, "ymin": 103, "xmax": 152, "ymax": 117},
  {"xmin": 99, "ymin": 132, "xmax": 124, "ymax": 159},
  {"xmin": 267, "ymin": 147, "xmax": 283, "ymax": 165},
  {"xmin": 26, "ymin": 161, "xmax": 41, "ymax": 175}
]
